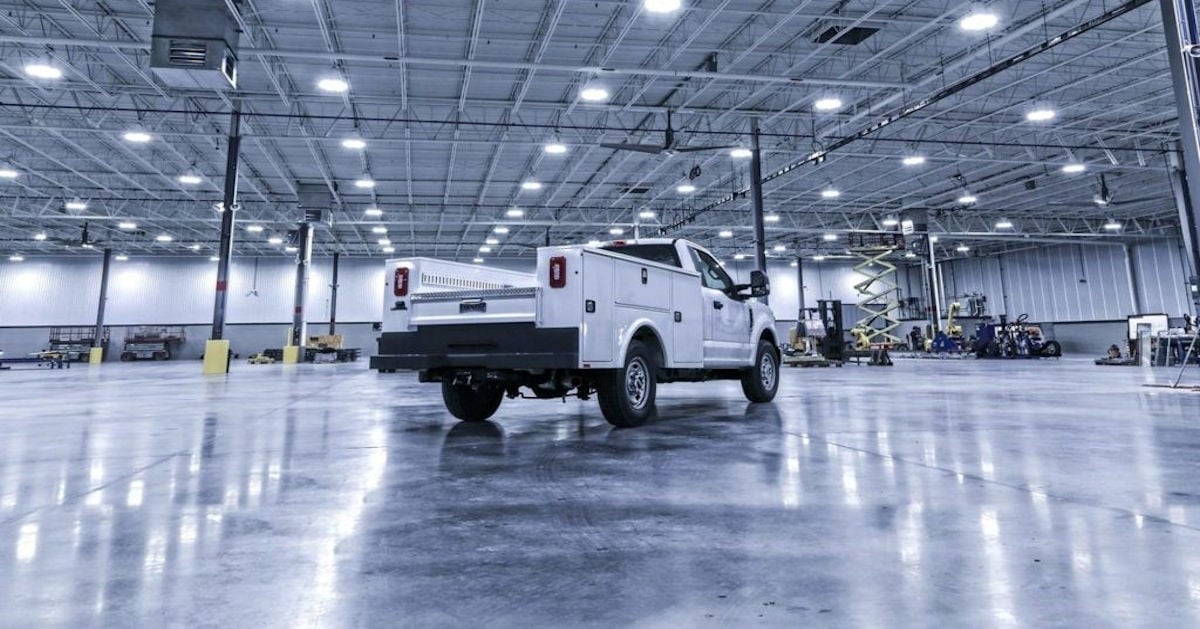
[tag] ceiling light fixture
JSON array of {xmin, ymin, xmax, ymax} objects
[
  {"xmin": 33, "ymin": 233, "xmax": 47, "ymax": 241},
  {"xmin": 478, "ymin": 245, "xmax": 492, "ymax": 253},
  {"xmin": 506, "ymin": 207, "xmax": 524, "ymax": 218},
  {"xmin": 123, "ymin": 131, "xmax": 152, "ymax": 143},
  {"xmin": 318, "ymin": 77, "xmax": 349, "ymax": 93},
  {"xmin": 268, "ymin": 237, "xmax": 284, "ymax": 245},
  {"xmin": 521, "ymin": 180, "xmax": 543, "ymax": 191},
  {"xmin": 382, "ymin": 246, "xmax": 396, "ymax": 254},
  {"xmin": 587, "ymin": 240, "xmax": 604, "ymax": 247},
  {"xmin": 543, "ymin": 142, "xmax": 567, "ymax": 154},
  {"xmin": 473, "ymin": 257, "xmax": 485, "ymax": 264},
  {"xmin": 902, "ymin": 155, "xmax": 926, "ymax": 166},
  {"xmin": 823, "ymin": 233, "xmax": 839, "ymax": 241},
  {"xmin": 371, "ymin": 226, "xmax": 387, "ymax": 234},
  {"xmin": 639, "ymin": 210, "xmax": 656, "ymax": 219},
  {"xmin": 958, "ymin": 194, "xmax": 978, "ymax": 205},
  {"xmin": 493, "ymin": 226, "xmax": 510, "ymax": 234},
  {"xmin": 882, "ymin": 217, "xmax": 900, "ymax": 227},
  {"xmin": 904, "ymin": 252, "xmax": 917, "ymax": 259},
  {"xmin": 1062, "ymin": 163, "xmax": 1087, "ymax": 174},
  {"xmin": 354, "ymin": 178, "xmax": 376, "ymax": 189},
  {"xmin": 580, "ymin": 86, "xmax": 609, "ymax": 102},
  {"xmin": 813, "ymin": 255, "xmax": 827, "ymax": 262},
  {"xmin": 730, "ymin": 147, "xmax": 753, "ymax": 159},
  {"xmin": 821, "ymin": 188, "xmax": 841, "ymax": 199},
  {"xmin": 996, "ymin": 219, "xmax": 1014, "ymax": 229},
  {"xmin": 378, "ymin": 238, "xmax": 392, "ymax": 246},
  {"xmin": 118, "ymin": 222, "xmax": 137, "ymax": 230},
  {"xmin": 342, "ymin": 137, "xmax": 367, "ymax": 150},
  {"xmin": 485, "ymin": 238, "xmax": 500, "ymax": 245},
  {"xmin": 1104, "ymin": 220, "xmax": 1123, "ymax": 231},
  {"xmin": 764, "ymin": 214, "xmax": 780, "ymax": 223},
  {"xmin": 177, "ymin": 174, "xmax": 203, "ymax": 185},
  {"xmin": 246, "ymin": 225, "xmax": 264, "ymax": 233},
  {"xmin": 364, "ymin": 207, "xmax": 383, "ymax": 217},
  {"xmin": 115, "ymin": 255, "xmax": 128, "ymax": 261},
  {"xmin": 956, "ymin": 244, "xmax": 971, "ymax": 253},
  {"xmin": 189, "ymin": 244, "xmax": 201, "ymax": 251},
  {"xmin": 677, "ymin": 184, "xmax": 696, "ymax": 194},
  {"xmin": 643, "ymin": 0, "xmax": 681, "ymax": 13},
  {"xmin": 285, "ymin": 246, "xmax": 298, "ymax": 253},
  {"xmin": 930, "ymin": 235, "xmax": 940, "ymax": 243},
  {"xmin": 773, "ymin": 245, "xmax": 787, "ymax": 252},
  {"xmin": 65, "ymin": 200, "xmax": 87, "ymax": 211},
  {"xmin": 25, "ymin": 63, "xmax": 63, "ymax": 79},
  {"xmin": 609, "ymin": 227, "xmax": 625, "ymax": 235},
  {"xmin": 959, "ymin": 12, "xmax": 999, "ymax": 31},
  {"xmin": 1026, "ymin": 109, "xmax": 1056, "ymax": 122},
  {"xmin": 9, "ymin": 255, "xmax": 24, "ymax": 262},
  {"xmin": 718, "ymin": 230, "xmax": 733, "ymax": 238},
  {"xmin": 155, "ymin": 234, "xmax": 173, "ymax": 242},
  {"xmin": 209, "ymin": 256, "xmax": 220, "ymax": 262},
  {"xmin": 814, "ymin": 97, "xmax": 843, "ymax": 112},
  {"xmin": 0, "ymin": 168, "xmax": 19, "ymax": 179},
  {"xmin": 734, "ymin": 254, "xmax": 747, "ymax": 261}
]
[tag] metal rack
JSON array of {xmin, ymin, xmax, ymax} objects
[{"xmin": 47, "ymin": 327, "xmax": 110, "ymax": 362}]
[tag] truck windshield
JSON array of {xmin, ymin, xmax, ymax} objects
[{"xmin": 600, "ymin": 244, "xmax": 681, "ymax": 267}]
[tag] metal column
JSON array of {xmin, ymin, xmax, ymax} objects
[
  {"xmin": 211, "ymin": 107, "xmax": 241, "ymax": 340},
  {"xmin": 926, "ymin": 236, "xmax": 942, "ymax": 332},
  {"xmin": 291, "ymin": 222, "xmax": 314, "ymax": 347},
  {"xmin": 1125, "ymin": 243, "xmax": 1144, "ymax": 313},
  {"xmin": 328, "ymin": 252, "xmax": 340, "ymax": 335},
  {"xmin": 94, "ymin": 247, "xmax": 112, "ymax": 347},
  {"xmin": 749, "ymin": 118, "xmax": 768, "ymax": 304},
  {"xmin": 1161, "ymin": 0, "xmax": 1200, "ymax": 310}
]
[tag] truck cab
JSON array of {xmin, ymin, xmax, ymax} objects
[{"xmin": 371, "ymin": 238, "xmax": 779, "ymax": 427}]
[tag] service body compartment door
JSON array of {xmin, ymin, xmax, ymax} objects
[
  {"xmin": 670, "ymin": 274, "xmax": 703, "ymax": 365},
  {"xmin": 581, "ymin": 254, "xmax": 615, "ymax": 363},
  {"xmin": 614, "ymin": 262, "xmax": 672, "ymax": 312}
]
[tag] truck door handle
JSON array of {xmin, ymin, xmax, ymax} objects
[{"xmin": 713, "ymin": 301, "xmax": 724, "ymax": 310}]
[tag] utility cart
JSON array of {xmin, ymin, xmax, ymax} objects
[
  {"xmin": 120, "ymin": 326, "xmax": 186, "ymax": 361},
  {"xmin": 48, "ymin": 327, "xmax": 110, "ymax": 362}
]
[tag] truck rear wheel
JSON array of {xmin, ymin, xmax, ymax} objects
[
  {"xmin": 741, "ymin": 339, "xmax": 780, "ymax": 403},
  {"xmin": 597, "ymin": 340, "xmax": 657, "ymax": 428},
  {"xmin": 441, "ymin": 381, "xmax": 504, "ymax": 422}
]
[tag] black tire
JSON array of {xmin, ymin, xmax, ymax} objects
[
  {"xmin": 1040, "ymin": 340, "xmax": 1062, "ymax": 358},
  {"xmin": 153, "ymin": 351, "xmax": 167, "ymax": 361},
  {"xmin": 597, "ymin": 340, "xmax": 658, "ymax": 428},
  {"xmin": 741, "ymin": 339, "xmax": 780, "ymax": 403},
  {"xmin": 120, "ymin": 352, "xmax": 134, "ymax": 362},
  {"xmin": 441, "ymin": 381, "xmax": 504, "ymax": 422}
]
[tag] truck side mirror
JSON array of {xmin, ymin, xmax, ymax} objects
[{"xmin": 750, "ymin": 270, "xmax": 770, "ymax": 297}]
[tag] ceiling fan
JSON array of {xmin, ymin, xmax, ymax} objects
[
  {"xmin": 601, "ymin": 111, "xmax": 735, "ymax": 155},
  {"xmin": 48, "ymin": 222, "xmax": 107, "ymax": 249},
  {"xmin": 1047, "ymin": 174, "xmax": 1161, "ymax": 208}
]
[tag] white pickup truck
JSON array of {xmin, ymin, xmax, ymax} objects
[{"xmin": 370, "ymin": 238, "xmax": 780, "ymax": 427}]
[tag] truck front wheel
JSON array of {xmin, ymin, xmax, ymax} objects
[
  {"xmin": 441, "ymin": 381, "xmax": 504, "ymax": 422},
  {"xmin": 741, "ymin": 339, "xmax": 780, "ymax": 403},
  {"xmin": 597, "ymin": 340, "xmax": 658, "ymax": 428}
]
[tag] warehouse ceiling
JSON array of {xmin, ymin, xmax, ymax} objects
[{"xmin": 0, "ymin": 0, "xmax": 1186, "ymax": 262}]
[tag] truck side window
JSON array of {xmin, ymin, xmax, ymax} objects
[{"xmin": 689, "ymin": 248, "xmax": 733, "ymax": 292}]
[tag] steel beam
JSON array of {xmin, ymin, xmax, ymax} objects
[
  {"xmin": 291, "ymin": 222, "xmax": 314, "ymax": 347},
  {"xmin": 94, "ymin": 247, "xmax": 111, "ymax": 348},
  {"xmin": 211, "ymin": 107, "xmax": 242, "ymax": 341},
  {"xmin": 328, "ymin": 251, "xmax": 339, "ymax": 335},
  {"xmin": 1159, "ymin": 0, "xmax": 1200, "ymax": 310},
  {"xmin": 750, "ymin": 118, "xmax": 768, "ymax": 304}
]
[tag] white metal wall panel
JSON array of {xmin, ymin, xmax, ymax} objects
[
  {"xmin": 0, "ymin": 256, "xmax": 388, "ymax": 326},
  {"xmin": 1133, "ymin": 240, "xmax": 1190, "ymax": 315}
]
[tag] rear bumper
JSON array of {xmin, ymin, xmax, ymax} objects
[{"xmin": 370, "ymin": 323, "xmax": 579, "ymax": 371}]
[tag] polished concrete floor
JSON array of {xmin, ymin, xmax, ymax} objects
[{"xmin": 1, "ymin": 359, "xmax": 1200, "ymax": 627}]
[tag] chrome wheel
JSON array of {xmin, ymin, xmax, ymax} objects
[
  {"xmin": 625, "ymin": 357, "xmax": 650, "ymax": 410},
  {"xmin": 760, "ymin": 350, "xmax": 777, "ymax": 391}
]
